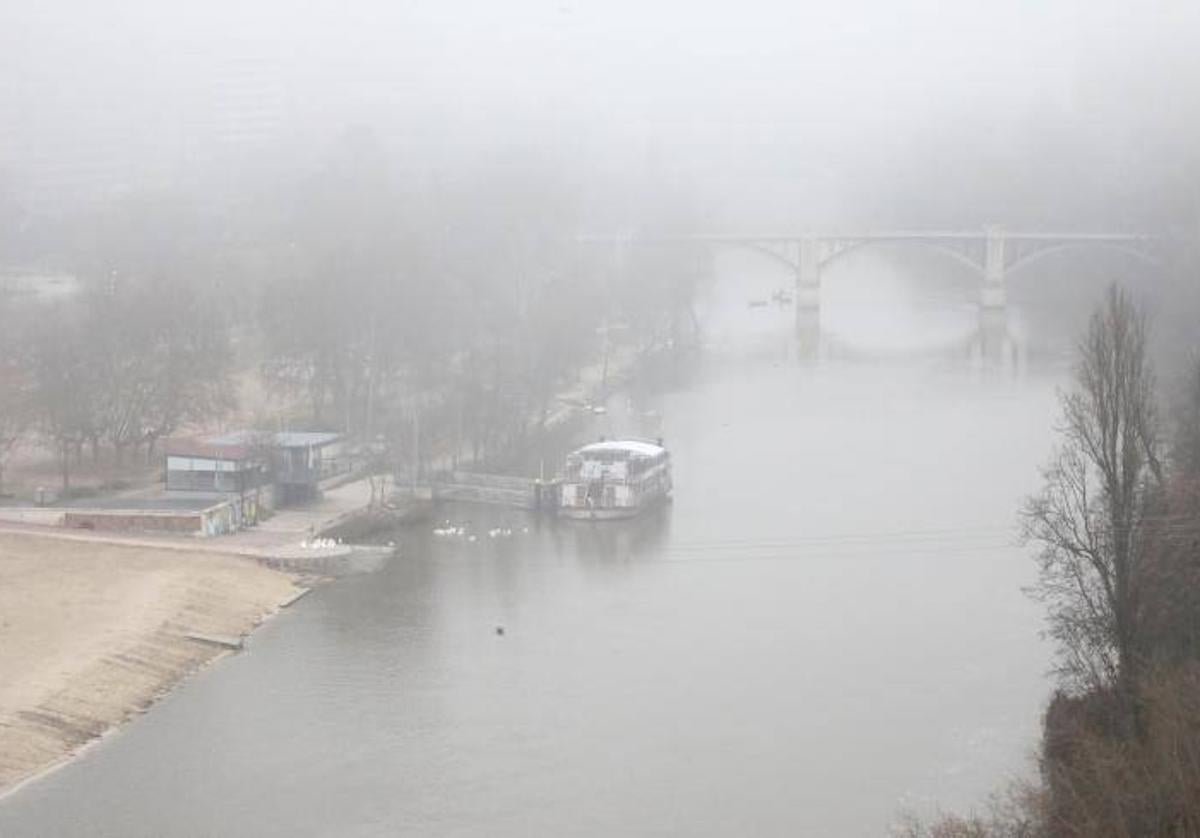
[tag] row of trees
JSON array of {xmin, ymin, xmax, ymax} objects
[
  {"xmin": 249, "ymin": 136, "xmax": 703, "ymax": 478},
  {"xmin": 0, "ymin": 277, "xmax": 234, "ymax": 494}
]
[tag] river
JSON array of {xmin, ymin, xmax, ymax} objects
[{"xmin": 0, "ymin": 252, "xmax": 1074, "ymax": 836}]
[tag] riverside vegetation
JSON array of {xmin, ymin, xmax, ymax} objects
[
  {"xmin": 0, "ymin": 135, "xmax": 703, "ymax": 499},
  {"xmin": 900, "ymin": 284, "xmax": 1200, "ymax": 837}
]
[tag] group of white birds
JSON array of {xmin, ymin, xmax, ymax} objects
[
  {"xmin": 299, "ymin": 537, "xmax": 343, "ymax": 550},
  {"xmin": 432, "ymin": 520, "xmax": 529, "ymax": 542}
]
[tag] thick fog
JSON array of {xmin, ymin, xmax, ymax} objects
[
  {"xmin": 4, "ymin": 0, "xmax": 1200, "ymax": 229},
  {"xmin": 7, "ymin": 4, "xmax": 1200, "ymax": 837}
]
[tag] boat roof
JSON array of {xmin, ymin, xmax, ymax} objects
[{"xmin": 575, "ymin": 439, "xmax": 666, "ymax": 458}]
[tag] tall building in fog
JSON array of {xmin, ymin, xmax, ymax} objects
[{"xmin": 0, "ymin": 41, "xmax": 290, "ymax": 217}]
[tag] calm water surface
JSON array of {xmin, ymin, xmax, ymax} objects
[{"xmin": 0, "ymin": 265, "xmax": 1068, "ymax": 837}]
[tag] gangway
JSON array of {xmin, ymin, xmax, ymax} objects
[{"xmin": 429, "ymin": 471, "xmax": 559, "ymax": 511}]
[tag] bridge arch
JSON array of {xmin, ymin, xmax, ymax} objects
[
  {"xmin": 580, "ymin": 229, "xmax": 1163, "ymax": 336},
  {"xmin": 1006, "ymin": 239, "xmax": 1161, "ymax": 277},
  {"xmin": 814, "ymin": 237, "xmax": 987, "ymax": 282},
  {"xmin": 721, "ymin": 240, "xmax": 802, "ymax": 276}
]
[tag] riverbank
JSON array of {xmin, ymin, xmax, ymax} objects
[
  {"xmin": 0, "ymin": 341, "xmax": 640, "ymax": 799},
  {"xmin": 0, "ymin": 532, "xmax": 298, "ymax": 797}
]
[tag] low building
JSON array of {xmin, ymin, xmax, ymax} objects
[
  {"xmin": 272, "ymin": 432, "xmax": 345, "ymax": 504},
  {"xmin": 164, "ymin": 430, "xmax": 346, "ymax": 508},
  {"xmin": 163, "ymin": 435, "xmax": 270, "ymax": 494}
]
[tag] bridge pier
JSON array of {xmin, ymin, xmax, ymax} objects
[
  {"xmin": 794, "ymin": 305, "xmax": 821, "ymax": 358},
  {"xmin": 980, "ymin": 226, "xmax": 1007, "ymax": 310},
  {"xmin": 976, "ymin": 304, "xmax": 1012, "ymax": 366},
  {"xmin": 794, "ymin": 237, "xmax": 821, "ymax": 352}
]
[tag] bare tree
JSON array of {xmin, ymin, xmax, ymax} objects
[
  {"xmin": 236, "ymin": 430, "xmax": 277, "ymax": 526},
  {"xmin": 0, "ymin": 291, "xmax": 20, "ymax": 495},
  {"xmin": 1022, "ymin": 284, "xmax": 1164, "ymax": 706},
  {"xmin": 1173, "ymin": 352, "xmax": 1200, "ymax": 482},
  {"xmin": 28, "ymin": 306, "xmax": 97, "ymax": 494},
  {"xmin": 0, "ymin": 338, "xmax": 29, "ymax": 496},
  {"xmin": 1136, "ymin": 352, "xmax": 1200, "ymax": 668}
]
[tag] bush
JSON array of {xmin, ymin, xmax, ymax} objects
[
  {"xmin": 59, "ymin": 485, "xmax": 98, "ymax": 501},
  {"xmin": 893, "ymin": 783, "xmax": 1045, "ymax": 838},
  {"xmin": 1041, "ymin": 664, "xmax": 1200, "ymax": 837},
  {"xmin": 97, "ymin": 478, "xmax": 132, "ymax": 492}
]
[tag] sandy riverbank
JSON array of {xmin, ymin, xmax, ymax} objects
[{"xmin": 0, "ymin": 532, "xmax": 298, "ymax": 796}]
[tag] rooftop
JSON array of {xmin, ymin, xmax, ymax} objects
[
  {"xmin": 273, "ymin": 431, "xmax": 342, "ymax": 449},
  {"xmin": 164, "ymin": 437, "xmax": 255, "ymax": 461},
  {"xmin": 205, "ymin": 431, "xmax": 277, "ymax": 448},
  {"xmin": 575, "ymin": 439, "xmax": 666, "ymax": 458},
  {"xmin": 165, "ymin": 430, "xmax": 342, "ymax": 460}
]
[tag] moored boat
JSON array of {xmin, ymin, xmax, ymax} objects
[{"xmin": 559, "ymin": 439, "xmax": 672, "ymax": 520}]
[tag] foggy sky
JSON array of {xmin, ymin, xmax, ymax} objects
[{"xmin": 3, "ymin": 1, "xmax": 1199, "ymax": 227}]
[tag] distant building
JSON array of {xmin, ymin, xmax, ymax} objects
[
  {"xmin": 0, "ymin": 45, "xmax": 290, "ymax": 215},
  {"xmin": 0, "ymin": 271, "xmax": 81, "ymax": 306}
]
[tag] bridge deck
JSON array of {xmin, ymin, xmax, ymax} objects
[{"xmin": 582, "ymin": 230, "xmax": 1156, "ymax": 244}]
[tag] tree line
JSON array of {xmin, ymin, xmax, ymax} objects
[
  {"xmin": 0, "ymin": 135, "xmax": 705, "ymax": 496},
  {"xmin": 0, "ymin": 273, "xmax": 234, "ymax": 495}
]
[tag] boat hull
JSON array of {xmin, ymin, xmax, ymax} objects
[
  {"xmin": 559, "ymin": 505, "xmax": 642, "ymax": 521},
  {"xmin": 558, "ymin": 490, "xmax": 670, "ymax": 521}
]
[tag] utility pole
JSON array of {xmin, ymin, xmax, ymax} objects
[
  {"xmin": 411, "ymin": 403, "xmax": 419, "ymax": 493},
  {"xmin": 364, "ymin": 310, "xmax": 377, "ymax": 444},
  {"xmin": 600, "ymin": 318, "xmax": 610, "ymax": 393}
]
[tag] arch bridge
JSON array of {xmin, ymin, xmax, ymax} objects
[{"xmin": 588, "ymin": 227, "xmax": 1162, "ymax": 330}]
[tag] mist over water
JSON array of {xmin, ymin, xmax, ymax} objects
[
  {"xmin": 0, "ymin": 263, "xmax": 1063, "ymax": 837},
  {"xmin": 3, "ymin": 1, "xmax": 1198, "ymax": 834}
]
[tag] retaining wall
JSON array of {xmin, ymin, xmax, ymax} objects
[
  {"xmin": 63, "ymin": 509, "xmax": 205, "ymax": 534},
  {"xmin": 0, "ymin": 507, "xmax": 66, "ymax": 527}
]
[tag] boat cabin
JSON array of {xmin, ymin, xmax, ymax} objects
[{"xmin": 560, "ymin": 439, "xmax": 672, "ymax": 520}]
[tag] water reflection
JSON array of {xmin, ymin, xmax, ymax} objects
[
  {"xmin": 790, "ymin": 304, "xmax": 1025, "ymax": 373},
  {"xmin": 554, "ymin": 503, "xmax": 673, "ymax": 562}
]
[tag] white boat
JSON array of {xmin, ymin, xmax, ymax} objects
[{"xmin": 559, "ymin": 439, "xmax": 672, "ymax": 520}]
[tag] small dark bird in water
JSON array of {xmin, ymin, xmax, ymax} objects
[{"xmin": 495, "ymin": 626, "xmax": 505, "ymax": 636}]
